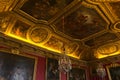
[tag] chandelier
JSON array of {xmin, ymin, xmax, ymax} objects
[
  {"xmin": 58, "ymin": 47, "xmax": 72, "ymax": 73},
  {"xmin": 96, "ymin": 63, "xmax": 106, "ymax": 79},
  {"xmin": 58, "ymin": 16, "xmax": 72, "ymax": 73}
]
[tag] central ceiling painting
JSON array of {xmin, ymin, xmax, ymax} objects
[{"xmin": 55, "ymin": 5, "xmax": 107, "ymax": 40}]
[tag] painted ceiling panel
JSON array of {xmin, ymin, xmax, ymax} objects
[
  {"xmin": 55, "ymin": 5, "xmax": 107, "ymax": 39},
  {"xmin": 21, "ymin": 0, "xmax": 73, "ymax": 20}
]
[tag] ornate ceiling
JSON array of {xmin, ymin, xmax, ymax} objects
[{"xmin": 0, "ymin": 0, "xmax": 120, "ymax": 61}]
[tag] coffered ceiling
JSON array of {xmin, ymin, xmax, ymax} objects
[{"xmin": 0, "ymin": 0, "xmax": 120, "ymax": 61}]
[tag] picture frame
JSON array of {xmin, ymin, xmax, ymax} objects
[
  {"xmin": 46, "ymin": 58, "xmax": 59, "ymax": 80},
  {"xmin": 106, "ymin": 63, "xmax": 120, "ymax": 80},
  {"xmin": 0, "ymin": 51, "xmax": 37, "ymax": 80},
  {"xmin": 69, "ymin": 67, "xmax": 86, "ymax": 80}
]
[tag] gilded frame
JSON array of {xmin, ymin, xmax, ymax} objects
[
  {"xmin": 0, "ymin": 51, "xmax": 37, "ymax": 80},
  {"xmin": 106, "ymin": 63, "xmax": 120, "ymax": 80},
  {"xmin": 69, "ymin": 67, "xmax": 87, "ymax": 80},
  {"xmin": 46, "ymin": 58, "xmax": 59, "ymax": 80}
]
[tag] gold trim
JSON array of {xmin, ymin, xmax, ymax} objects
[
  {"xmin": 0, "ymin": 49, "xmax": 38, "ymax": 80},
  {"xmin": 82, "ymin": 1, "xmax": 110, "ymax": 26},
  {"xmin": 46, "ymin": 58, "xmax": 60, "ymax": 80},
  {"xmin": 106, "ymin": 63, "xmax": 120, "ymax": 80},
  {"xmin": 68, "ymin": 66, "xmax": 89, "ymax": 80},
  {"xmin": 112, "ymin": 21, "xmax": 120, "ymax": 32},
  {"xmin": 27, "ymin": 24, "xmax": 52, "ymax": 44},
  {"xmin": 102, "ymin": 3, "xmax": 119, "ymax": 22}
]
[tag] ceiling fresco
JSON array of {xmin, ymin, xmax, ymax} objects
[
  {"xmin": 55, "ymin": 5, "xmax": 107, "ymax": 40},
  {"xmin": 21, "ymin": 0, "xmax": 73, "ymax": 20},
  {"xmin": 11, "ymin": 20, "xmax": 30, "ymax": 39},
  {"xmin": 44, "ymin": 36, "xmax": 64, "ymax": 51},
  {"xmin": 1, "ymin": 0, "xmax": 120, "ymax": 61}
]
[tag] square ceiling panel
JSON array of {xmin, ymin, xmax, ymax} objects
[
  {"xmin": 20, "ymin": 0, "xmax": 73, "ymax": 20},
  {"xmin": 55, "ymin": 5, "xmax": 108, "ymax": 40}
]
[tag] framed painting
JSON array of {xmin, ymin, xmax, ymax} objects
[
  {"xmin": 46, "ymin": 58, "xmax": 59, "ymax": 80},
  {"xmin": 106, "ymin": 63, "xmax": 120, "ymax": 80},
  {"xmin": 0, "ymin": 51, "xmax": 36, "ymax": 80},
  {"xmin": 69, "ymin": 67, "xmax": 86, "ymax": 80}
]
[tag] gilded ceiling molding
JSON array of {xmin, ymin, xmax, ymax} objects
[
  {"xmin": 43, "ymin": 36, "xmax": 63, "ymax": 52},
  {"xmin": 0, "ymin": 0, "xmax": 20, "ymax": 12},
  {"xmin": 13, "ymin": 0, "xmax": 82, "ymax": 24},
  {"xmin": 67, "ymin": 42, "xmax": 81, "ymax": 58},
  {"xmin": 97, "ymin": 44, "xmax": 119, "ymax": 55},
  {"xmin": 0, "ymin": 11, "xmax": 81, "ymax": 59},
  {"xmin": 85, "ymin": 0, "xmax": 101, "ymax": 5},
  {"xmin": 111, "ymin": 21, "xmax": 120, "ymax": 33},
  {"xmin": 43, "ymin": 35, "xmax": 82, "ymax": 59},
  {"xmin": 13, "ymin": 0, "xmax": 49, "ymax": 24},
  {"xmin": 0, "ymin": 0, "xmax": 10, "ymax": 12},
  {"xmin": 102, "ymin": 3, "xmax": 119, "ymax": 22},
  {"xmin": 0, "ymin": 34, "xmax": 59, "ymax": 60},
  {"xmin": 82, "ymin": 1, "xmax": 98, "ymax": 8},
  {"xmin": 2, "ymin": 14, "xmax": 61, "ymax": 54},
  {"xmin": 2, "ymin": 0, "xmax": 120, "ymax": 60},
  {"xmin": 48, "ymin": 0, "xmax": 83, "ymax": 23},
  {"xmin": 85, "ymin": 0, "xmax": 120, "ymax": 23},
  {"xmin": 27, "ymin": 24, "xmax": 52, "ymax": 44},
  {"xmin": 82, "ymin": 1, "xmax": 110, "ymax": 29},
  {"xmin": 77, "ymin": 47, "xmax": 86, "ymax": 59},
  {"xmin": 95, "ymin": 41, "xmax": 120, "ymax": 59},
  {"xmin": 67, "ymin": 42, "xmax": 80, "ymax": 55}
]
